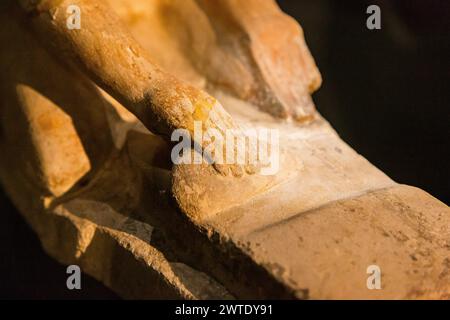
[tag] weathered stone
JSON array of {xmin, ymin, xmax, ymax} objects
[
  {"xmin": 0, "ymin": 5, "xmax": 231, "ymax": 299},
  {"xmin": 0, "ymin": 0, "xmax": 448, "ymax": 300}
]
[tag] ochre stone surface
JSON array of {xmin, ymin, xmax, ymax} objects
[{"xmin": 0, "ymin": 0, "xmax": 448, "ymax": 299}]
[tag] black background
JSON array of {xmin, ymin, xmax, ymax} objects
[{"xmin": 0, "ymin": 0, "xmax": 449, "ymax": 299}]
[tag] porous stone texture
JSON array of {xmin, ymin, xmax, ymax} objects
[
  {"xmin": 0, "ymin": 3, "xmax": 231, "ymax": 299},
  {"xmin": 0, "ymin": 0, "xmax": 448, "ymax": 299},
  {"xmin": 168, "ymin": 97, "xmax": 450, "ymax": 299}
]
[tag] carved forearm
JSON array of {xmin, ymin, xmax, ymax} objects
[{"xmin": 18, "ymin": 0, "xmax": 240, "ymax": 145}]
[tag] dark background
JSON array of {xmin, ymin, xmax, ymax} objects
[
  {"xmin": 279, "ymin": 0, "xmax": 449, "ymax": 205},
  {"xmin": 0, "ymin": 0, "xmax": 448, "ymax": 299}
]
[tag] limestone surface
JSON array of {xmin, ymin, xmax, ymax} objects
[{"xmin": 0, "ymin": 0, "xmax": 448, "ymax": 299}]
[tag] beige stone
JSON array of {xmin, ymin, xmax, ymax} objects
[{"xmin": 0, "ymin": 0, "xmax": 448, "ymax": 300}]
